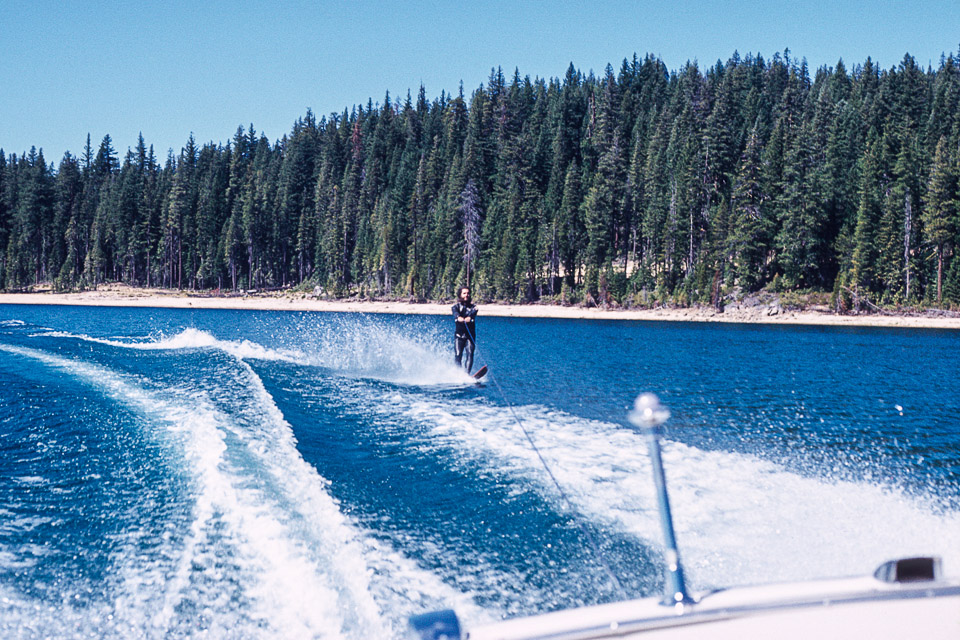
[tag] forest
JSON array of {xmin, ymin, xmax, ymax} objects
[{"xmin": 2, "ymin": 49, "xmax": 960, "ymax": 310}]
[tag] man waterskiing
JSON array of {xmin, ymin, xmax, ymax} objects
[{"xmin": 452, "ymin": 286, "xmax": 478, "ymax": 374}]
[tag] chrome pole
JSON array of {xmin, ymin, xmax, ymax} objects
[{"xmin": 629, "ymin": 393, "xmax": 695, "ymax": 608}]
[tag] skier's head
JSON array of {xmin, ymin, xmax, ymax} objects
[{"xmin": 458, "ymin": 286, "xmax": 472, "ymax": 305}]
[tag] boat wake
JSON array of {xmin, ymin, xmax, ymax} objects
[
  {"xmin": 38, "ymin": 324, "xmax": 476, "ymax": 386},
  {"xmin": 0, "ymin": 342, "xmax": 473, "ymax": 637},
  {"xmin": 350, "ymin": 388, "xmax": 960, "ymax": 590},
  {"xmin": 3, "ymin": 313, "xmax": 958, "ymax": 636}
]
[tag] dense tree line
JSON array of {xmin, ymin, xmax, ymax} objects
[{"xmin": 3, "ymin": 49, "xmax": 960, "ymax": 309}]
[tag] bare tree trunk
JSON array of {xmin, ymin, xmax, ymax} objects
[
  {"xmin": 712, "ymin": 268, "xmax": 723, "ymax": 312},
  {"xmin": 937, "ymin": 249, "xmax": 943, "ymax": 305},
  {"xmin": 177, "ymin": 236, "xmax": 182, "ymax": 290},
  {"xmin": 903, "ymin": 189, "xmax": 912, "ymax": 301}
]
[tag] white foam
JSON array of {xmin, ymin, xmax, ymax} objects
[
  {"xmin": 0, "ymin": 515, "xmax": 51, "ymax": 534},
  {"xmin": 0, "ymin": 343, "xmax": 404, "ymax": 637},
  {"xmin": 368, "ymin": 392, "xmax": 960, "ymax": 590},
  {"xmin": 286, "ymin": 318, "xmax": 474, "ymax": 386},
  {"xmin": 33, "ymin": 328, "xmax": 298, "ymax": 362},
  {"xmin": 0, "ymin": 550, "xmax": 36, "ymax": 570},
  {"xmin": 360, "ymin": 535, "xmax": 496, "ymax": 628},
  {"xmin": 214, "ymin": 357, "xmax": 392, "ymax": 636},
  {"xmin": 37, "ymin": 325, "xmax": 475, "ymax": 386}
]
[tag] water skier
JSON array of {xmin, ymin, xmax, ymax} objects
[{"xmin": 452, "ymin": 286, "xmax": 478, "ymax": 373}]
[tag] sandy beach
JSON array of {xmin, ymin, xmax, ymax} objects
[{"xmin": 2, "ymin": 285, "xmax": 959, "ymax": 330}]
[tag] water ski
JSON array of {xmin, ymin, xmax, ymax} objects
[{"xmin": 472, "ymin": 365, "xmax": 488, "ymax": 381}]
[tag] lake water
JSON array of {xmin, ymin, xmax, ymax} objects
[{"xmin": 1, "ymin": 304, "xmax": 958, "ymax": 638}]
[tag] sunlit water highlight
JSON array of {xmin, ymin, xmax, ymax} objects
[{"xmin": 1, "ymin": 304, "xmax": 958, "ymax": 638}]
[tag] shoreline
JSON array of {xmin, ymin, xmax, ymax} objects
[{"xmin": 2, "ymin": 288, "xmax": 959, "ymax": 330}]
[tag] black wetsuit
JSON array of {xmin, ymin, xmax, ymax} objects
[{"xmin": 452, "ymin": 302, "xmax": 478, "ymax": 373}]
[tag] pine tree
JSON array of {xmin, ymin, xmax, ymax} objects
[
  {"xmin": 778, "ymin": 122, "xmax": 826, "ymax": 290},
  {"xmin": 925, "ymin": 53, "xmax": 959, "ymax": 153},
  {"xmin": 728, "ymin": 123, "xmax": 769, "ymax": 290},
  {"xmin": 279, "ymin": 112, "xmax": 319, "ymax": 285},
  {"xmin": 582, "ymin": 131, "xmax": 625, "ymax": 293},
  {"xmin": 6, "ymin": 148, "xmax": 54, "ymax": 287},
  {"xmin": 922, "ymin": 137, "xmax": 957, "ymax": 304},
  {"xmin": 0, "ymin": 152, "xmax": 10, "ymax": 287},
  {"xmin": 557, "ymin": 161, "xmax": 584, "ymax": 290},
  {"xmin": 848, "ymin": 132, "xmax": 885, "ymax": 305},
  {"xmin": 875, "ymin": 133, "xmax": 921, "ymax": 303},
  {"xmin": 114, "ymin": 150, "xmax": 141, "ymax": 282},
  {"xmin": 195, "ymin": 143, "xmax": 229, "ymax": 288}
]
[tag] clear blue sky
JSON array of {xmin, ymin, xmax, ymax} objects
[{"xmin": 2, "ymin": 0, "xmax": 958, "ymax": 165}]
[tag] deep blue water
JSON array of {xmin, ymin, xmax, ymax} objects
[{"xmin": 0, "ymin": 304, "xmax": 958, "ymax": 638}]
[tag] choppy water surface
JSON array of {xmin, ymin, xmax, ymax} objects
[{"xmin": 1, "ymin": 304, "xmax": 958, "ymax": 638}]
